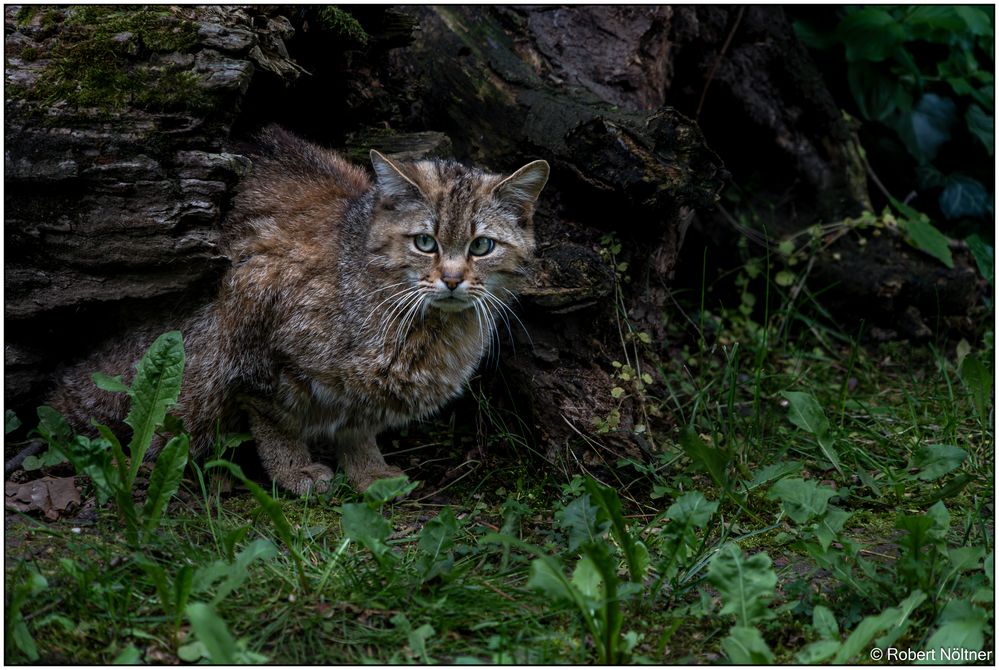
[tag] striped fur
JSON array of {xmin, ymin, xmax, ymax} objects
[{"xmin": 50, "ymin": 126, "xmax": 549, "ymax": 494}]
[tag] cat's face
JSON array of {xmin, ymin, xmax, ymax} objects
[{"xmin": 366, "ymin": 152, "xmax": 549, "ymax": 320}]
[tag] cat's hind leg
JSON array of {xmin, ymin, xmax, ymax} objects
[
  {"xmin": 335, "ymin": 428, "xmax": 405, "ymax": 492},
  {"xmin": 247, "ymin": 408, "xmax": 333, "ymax": 496}
]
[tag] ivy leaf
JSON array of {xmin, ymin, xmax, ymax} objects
[
  {"xmin": 896, "ymin": 93, "xmax": 957, "ymax": 161},
  {"xmin": 939, "ymin": 174, "xmax": 992, "ymax": 220},
  {"xmin": 954, "ymin": 6, "xmax": 994, "ymax": 36},
  {"xmin": 964, "ymin": 234, "xmax": 994, "ymax": 285},
  {"xmin": 965, "ymin": 104, "xmax": 994, "ymax": 156},
  {"xmin": 848, "ymin": 62, "xmax": 900, "ymax": 122},
  {"xmin": 837, "ymin": 8, "xmax": 905, "ymax": 62}
]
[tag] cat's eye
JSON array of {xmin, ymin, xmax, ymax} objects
[
  {"xmin": 414, "ymin": 234, "xmax": 438, "ymax": 253},
  {"xmin": 469, "ymin": 236, "xmax": 496, "ymax": 256}
]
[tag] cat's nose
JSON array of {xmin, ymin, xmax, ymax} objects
[{"xmin": 442, "ymin": 275, "xmax": 462, "ymax": 291}]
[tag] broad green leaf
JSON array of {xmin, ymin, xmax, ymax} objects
[
  {"xmin": 407, "ymin": 623, "xmax": 437, "ymax": 664},
  {"xmin": 665, "ymin": 491, "xmax": 718, "ymax": 528},
  {"xmin": 5, "ymin": 569, "xmax": 48, "ymax": 661},
  {"xmin": 112, "ymin": 645, "xmax": 142, "ymax": 664},
  {"xmin": 780, "ymin": 392, "xmax": 843, "ymax": 475},
  {"xmin": 528, "ymin": 556, "xmax": 578, "ymax": 604},
  {"xmin": 947, "ymin": 546, "xmax": 985, "ymax": 573},
  {"xmin": 679, "ymin": 426, "xmax": 730, "ymax": 489},
  {"xmin": 35, "ymin": 405, "xmax": 72, "ymax": 447},
  {"xmin": 5, "ymin": 409, "xmax": 21, "ymax": 434},
  {"xmin": 721, "ymin": 626, "xmax": 774, "ymax": 664},
  {"xmin": 954, "ymin": 6, "xmax": 994, "ymax": 36},
  {"xmin": 908, "ymin": 444, "xmax": 967, "ymax": 481},
  {"xmin": 965, "ymin": 104, "xmax": 994, "ymax": 156},
  {"xmin": 173, "ymin": 565, "xmax": 194, "ymax": 623},
  {"xmin": 134, "ymin": 553, "xmax": 172, "ymax": 614},
  {"xmin": 958, "ymin": 354, "xmax": 992, "ymax": 419},
  {"xmin": 556, "ymin": 493, "xmax": 608, "ymax": 551},
  {"xmin": 211, "ymin": 538, "xmax": 278, "ymax": 605},
  {"xmin": 363, "ymin": 475, "xmax": 418, "ymax": 506},
  {"xmin": 796, "ymin": 639, "xmax": 841, "ymax": 664},
  {"xmin": 781, "ymin": 391, "xmax": 830, "ymax": 435},
  {"xmin": 768, "ymin": 478, "xmax": 836, "ymax": 524},
  {"xmin": 812, "ymin": 605, "xmax": 839, "ymax": 640},
  {"xmin": 902, "ymin": 216, "xmax": 955, "ymax": 268},
  {"xmin": 905, "ymin": 6, "xmax": 967, "ymax": 37},
  {"xmin": 814, "ymin": 506, "xmax": 851, "ymax": 551},
  {"xmin": 185, "ymin": 602, "xmax": 239, "ymax": 664},
  {"xmin": 125, "ymin": 331, "xmax": 185, "ymax": 483},
  {"xmin": 94, "ymin": 422, "xmax": 128, "ymax": 488},
  {"xmin": 707, "ymin": 544, "xmax": 776, "ymax": 627},
  {"xmin": 91, "ymin": 371, "xmax": 130, "ymax": 393},
  {"xmin": 21, "ymin": 448, "xmax": 67, "ymax": 471},
  {"xmin": 583, "ymin": 477, "xmax": 648, "ymax": 582},
  {"xmin": 939, "ymin": 175, "xmax": 992, "ymax": 220},
  {"xmin": 141, "ymin": 433, "xmax": 190, "ymax": 534},
  {"xmin": 837, "ymin": 8, "xmax": 905, "ymax": 62},
  {"xmin": 898, "ymin": 93, "xmax": 957, "ymax": 162},
  {"xmin": 848, "ymin": 61, "xmax": 900, "ymax": 122},
  {"xmin": 964, "ymin": 234, "xmax": 994, "ymax": 285},
  {"xmin": 416, "ymin": 507, "xmax": 458, "ymax": 580},
  {"xmin": 774, "ymin": 270, "xmax": 796, "ymax": 287},
  {"xmin": 921, "ymin": 600, "xmax": 987, "ymax": 663},
  {"xmin": 833, "ymin": 590, "xmax": 926, "ymax": 663},
  {"xmin": 926, "ymin": 500, "xmax": 951, "ymax": 539},
  {"xmin": 746, "ymin": 461, "xmax": 803, "ymax": 490},
  {"xmin": 341, "ymin": 502, "xmax": 394, "ymax": 566},
  {"xmin": 875, "ymin": 587, "xmax": 928, "ymax": 648},
  {"xmin": 571, "ymin": 554, "xmax": 603, "ymax": 601}
]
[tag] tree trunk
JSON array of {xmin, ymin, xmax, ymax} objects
[{"xmin": 4, "ymin": 5, "xmax": 984, "ymax": 473}]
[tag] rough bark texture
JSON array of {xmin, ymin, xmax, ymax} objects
[{"xmin": 4, "ymin": 5, "xmax": 985, "ymax": 473}]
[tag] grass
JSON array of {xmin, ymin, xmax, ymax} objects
[{"xmin": 4, "ymin": 243, "xmax": 994, "ymax": 664}]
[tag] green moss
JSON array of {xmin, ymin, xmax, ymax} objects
[
  {"xmin": 27, "ymin": 6, "xmax": 209, "ymax": 113},
  {"xmin": 316, "ymin": 6, "xmax": 369, "ymax": 45},
  {"xmin": 19, "ymin": 46, "xmax": 39, "ymax": 62}
]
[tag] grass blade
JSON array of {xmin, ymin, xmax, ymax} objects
[{"xmin": 206, "ymin": 460, "xmax": 310, "ymax": 593}]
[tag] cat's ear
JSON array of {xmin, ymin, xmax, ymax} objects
[
  {"xmin": 370, "ymin": 150, "xmax": 421, "ymax": 200},
  {"xmin": 493, "ymin": 160, "xmax": 550, "ymax": 214}
]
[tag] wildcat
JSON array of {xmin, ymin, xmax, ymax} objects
[{"xmin": 49, "ymin": 126, "xmax": 549, "ymax": 493}]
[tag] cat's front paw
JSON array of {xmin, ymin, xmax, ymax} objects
[
  {"xmin": 350, "ymin": 465, "xmax": 406, "ymax": 493},
  {"xmin": 278, "ymin": 463, "xmax": 335, "ymax": 496}
]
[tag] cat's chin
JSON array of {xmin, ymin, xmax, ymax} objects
[{"xmin": 430, "ymin": 296, "xmax": 472, "ymax": 313}]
